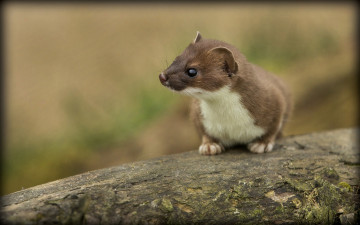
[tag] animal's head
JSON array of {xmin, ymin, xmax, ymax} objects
[{"xmin": 159, "ymin": 32, "xmax": 239, "ymax": 97}]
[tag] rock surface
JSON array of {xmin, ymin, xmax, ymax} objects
[{"xmin": 1, "ymin": 128, "xmax": 359, "ymax": 224}]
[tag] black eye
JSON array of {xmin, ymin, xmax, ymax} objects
[{"xmin": 186, "ymin": 68, "xmax": 198, "ymax": 77}]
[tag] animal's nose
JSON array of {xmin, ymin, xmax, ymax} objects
[{"xmin": 159, "ymin": 73, "xmax": 168, "ymax": 83}]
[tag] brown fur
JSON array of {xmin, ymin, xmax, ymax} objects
[{"xmin": 160, "ymin": 32, "xmax": 292, "ymax": 154}]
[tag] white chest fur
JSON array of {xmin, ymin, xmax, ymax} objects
[{"xmin": 186, "ymin": 86, "xmax": 265, "ymax": 146}]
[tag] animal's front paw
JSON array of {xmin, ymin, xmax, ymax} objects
[
  {"xmin": 248, "ymin": 141, "xmax": 274, "ymax": 154},
  {"xmin": 199, "ymin": 142, "xmax": 224, "ymax": 155}
]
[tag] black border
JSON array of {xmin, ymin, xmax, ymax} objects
[{"xmin": 0, "ymin": 0, "xmax": 359, "ymax": 210}]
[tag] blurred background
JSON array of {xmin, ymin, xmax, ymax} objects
[{"xmin": 3, "ymin": 2, "xmax": 358, "ymax": 195}]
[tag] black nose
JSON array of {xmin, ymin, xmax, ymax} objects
[{"xmin": 159, "ymin": 73, "xmax": 168, "ymax": 83}]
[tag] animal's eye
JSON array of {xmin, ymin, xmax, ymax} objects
[{"xmin": 186, "ymin": 68, "xmax": 197, "ymax": 77}]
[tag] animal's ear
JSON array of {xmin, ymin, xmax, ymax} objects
[
  {"xmin": 193, "ymin": 31, "xmax": 202, "ymax": 43},
  {"xmin": 207, "ymin": 47, "xmax": 238, "ymax": 74}
]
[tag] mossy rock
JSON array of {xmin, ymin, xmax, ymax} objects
[{"xmin": 1, "ymin": 128, "xmax": 359, "ymax": 224}]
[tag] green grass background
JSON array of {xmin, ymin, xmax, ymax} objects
[{"xmin": 3, "ymin": 3, "xmax": 358, "ymax": 195}]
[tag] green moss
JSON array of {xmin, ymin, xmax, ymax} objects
[
  {"xmin": 227, "ymin": 183, "xmax": 253, "ymax": 202},
  {"xmin": 296, "ymin": 179, "xmax": 346, "ymax": 224},
  {"xmin": 338, "ymin": 182, "xmax": 353, "ymax": 192},
  {"xmin": 292, "ymin": 198, "xmax": 302, "ymax": 209},
  {"xmin": 161, "ymin": 198, "xmax": 174, "ymax": 212},
  {"xmin": 234, "ymin": 207, "xmax": 263, "ymax": 222},
  {"xmin": 285, "ymin": 178, "xmax": 313, "ymax": 192},
  {"xmin": 275, "ymin": 205, "xmax": 285, "ymax": 214},
  {"xmin": 234, "ymin": 209, "xmax": 248, "ymax": 220},
  {"xmin": 321, "ymin": 167, "xmax": 340, "ymax": 181},
  {"xmin": 252, "ymin": 208, "xmax": 263, "ymax": 217},
  {"xmin": 234, "ymin": 186, "xmax": 250, "ymax": 199}
]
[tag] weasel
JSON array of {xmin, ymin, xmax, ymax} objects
[{"xmin": 159, "ymin": 32, "xmax": 292, "ymax": 155}]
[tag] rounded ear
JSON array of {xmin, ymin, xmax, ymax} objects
[
  {"xmin": 193, "ymin": 31, "xmax": 202, "ymax": 43},
  {"xmin": 207, "ymin": 47, "xmax": 238, "ymax": 74}
]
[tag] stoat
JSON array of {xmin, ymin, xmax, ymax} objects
[{"xmin": 159, "ymin": 32, "xmax": 292, "ymax": 155}]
